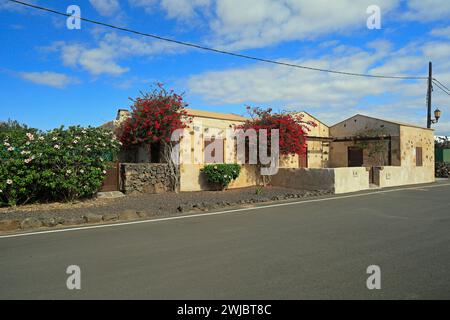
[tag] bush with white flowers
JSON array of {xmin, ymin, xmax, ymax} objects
[
  {"xmin": 0, "ymin": 121, "xmax": 121, "ymax": 206},
  {"xmin": 201, "ymin": 164, "xmax": 241, "ymax": 190}
]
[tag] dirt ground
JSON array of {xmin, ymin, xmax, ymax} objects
[{"xmin": 0, "ymin": 186, "xmax": 331, "ymax": 222}]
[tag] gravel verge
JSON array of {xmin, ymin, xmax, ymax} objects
[{"xmin": 0, "ymin": 186, "xmax": 332, "ymax": 232}]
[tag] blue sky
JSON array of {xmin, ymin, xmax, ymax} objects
[{"xmin": 1, "ymin": 0, "xmax": 450, "ymax": 134}]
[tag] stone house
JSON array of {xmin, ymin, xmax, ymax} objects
[
  {"xmin": 328, "ymin": 114, "xmax": 435, "ymax": 187},
  {"xmin": 103, "ymin": 109, "xmax": 435, "ymax": 194}
]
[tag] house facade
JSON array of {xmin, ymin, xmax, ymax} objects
[
  {"xmin": 105, "ymin": 108, "xmax": 435, "ymax": 194},
  {"xmin": 329, "ymin": 114, "xmax": 434, "ymax": 187}
]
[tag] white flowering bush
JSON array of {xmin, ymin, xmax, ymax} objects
[
  {"xmin": 0, "ymin": 121, "xmax": 121, "ymax": 206},
  {"xmin": 201, "ymin": 164, "xmax": 241, "ymax": 190}
]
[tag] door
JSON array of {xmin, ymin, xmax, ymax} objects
[
  {"xmin": 298, "ymin": 148, "xmax": 308, "ymax": 168},
  {"xmin": 348, "ymin": 147, "xmax": 363, "ymax": 167},
  {"xmin": 100, "ymin": 162, "xmax": 120, "ymax": 192}
]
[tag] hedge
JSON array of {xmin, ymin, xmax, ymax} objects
[{"xmin": 0, "ymin": 121, "xmax": 121, "ymax": 206}]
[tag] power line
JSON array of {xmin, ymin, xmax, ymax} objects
[
  {"xmin": 433, "ymin": 80, "xmax": 450, "ymax": 96},
  {"xmin": 8, "ymin": 0, "xmax": 429, "ymax": 81},
  {"xmin": 433, "ymin": 78, "xmax": 450, "ymax": 93}
]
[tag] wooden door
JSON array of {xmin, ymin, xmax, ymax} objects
[
  {"xmin": 348, "ymin": 147, "xmax": 363, "ymax": 167},
  {"xmin": 298, "ymin": 148, "xmax": 308, "ymax": 168},
  {"xmin": 100, "ymin": 162, "xmax": 120, "ymax": 192}
]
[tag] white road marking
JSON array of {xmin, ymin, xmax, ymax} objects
[{"xmin": 1, "ymin": 182, "xmax": 450, "ymax": 239}]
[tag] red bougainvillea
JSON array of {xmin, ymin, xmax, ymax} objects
[
  {"xmin": 237, "ymin": 106, "xmax": 315, "ymax": 156},
  {"xmin": 118, "ymin": 84, "xmax": 191, "ymax": 147}
]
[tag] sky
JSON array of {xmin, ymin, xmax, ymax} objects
[{"xmin": 1, "ymin": 0, "xmax": 450, "ymax": 134}]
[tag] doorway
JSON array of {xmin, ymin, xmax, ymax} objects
[
  {"xmin": 348, "ymin": 147, "xmax": 363, "ymax": 167},
  {"xmin": 299, "ymin": 147, "xmax": 308, "ymax": 168}
]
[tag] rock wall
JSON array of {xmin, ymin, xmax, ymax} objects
[{"xmin": 121, "ymin": 163, "xmax": 174, "ymax": 194}]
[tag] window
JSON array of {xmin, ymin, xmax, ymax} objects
[
  {"xmin": 204, "ymin": 138, "xmax": 224, "ymax": 163},
  {"xmin": 416, "ymin": 147, "xmax": 423, "ymax": 166}
]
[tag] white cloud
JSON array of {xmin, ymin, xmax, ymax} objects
[
  {"xmin": 403, "ymin": 0, "xmax": 450, "ymax": 21},
  {"xmin": 187, "ymin": 39, "xmax": 450, "ymax": 135},
  {"xmin": 89, "ymin": 0, "xmax": 120, "ymax": 16},
  {"xmin": 19, "ymin": 71, "xmax": 77, "ymax": 88},
  {"xmin": 129, "ymin": 0, "xmax": 450, "ymax": 51},
  {"xmin": 51, "ymin": 32, "xmax": 182, "ymax": 76},
  {"xmin": 130, "ymin": 0, "xmax": 401, "ymax": 50},
  {"xmin": 0, "ymin": 0, "xmax": 37, "ymax": 12},
  {"xmin": 129, "ymin": 0, "xmax": 211, "ymax": 19},
  {"xmin": 430, "ymin": 26, "xmax": 450, "ymax": 39}
]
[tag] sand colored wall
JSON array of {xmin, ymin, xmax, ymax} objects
[
  {"xmin": 180, "ymin": 115, "xmax": 245, "ymax": 165},
  {"xmin": 293, "ymin": 112, "xmax": 331, "ymax": 168},
  {"xmin": 329, "ymin": 115, "xmax": 402, "ymax": 168},
  {"xmin": 399, "ymin": 125, "xmax": 434, "ymax": 167},
  {"xmin": 270, "ymin": 167, "xmax": 370, "ymax": 194},
  {"xmin": 180, "ymin": 164, "xmax": 259, "ymax": 192},
  {"xmin": 333, "ymin": 167, "xmax": 370, "ymax": 193},
  {"xmin": 179, "ymin": 114, "xmax": 255, "ymax": 191},
  {"xmin": 280, "ymin": 154, "xmax": 299, "ymax": 168},
  {"xmin": 271, "ymin": 168, "xmax": 335, "ymax": 192},
  {"xmin": 375, "ymin": 166, "xmax": 435, "ymax": 187}
]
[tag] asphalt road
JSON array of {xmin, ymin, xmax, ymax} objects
[{"xmin": 1, "ymin": 183, "xmax": 450, "ymax": 299}]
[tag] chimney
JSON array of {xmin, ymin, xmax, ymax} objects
[{"xmin": 116, "ymin": 109, "xmax": 130, "ymax": 122}]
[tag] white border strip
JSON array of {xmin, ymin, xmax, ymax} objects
[{"xmin": 1, "ymin": 182, "xmax": 449, "ymax": 239}]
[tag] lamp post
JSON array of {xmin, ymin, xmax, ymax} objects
[
  {"xmin": 426, "ymin": 62, "xmax": 443, "ymax": 127},
  {"xmin": 430, "ymin": 108, "xmax": 441, "ymax": 125}
]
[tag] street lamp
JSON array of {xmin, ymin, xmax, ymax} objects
[{"xmin": 430, "ymin": 108, "xmax": 441, "ymax": 124}]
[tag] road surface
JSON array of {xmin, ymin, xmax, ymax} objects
[{"xmin": 1, "ymin": 183, "xmax": 450, "ymax": 299}]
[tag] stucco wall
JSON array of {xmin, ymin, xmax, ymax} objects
[
  {"xmin": 180, "ymin": 164, "xmax": 260, "ymax": 192},
  {"xmin": 329, "ymin": 115, "xmax": 401, "ymax": 167},
  {"xmin": 375, "ymin": 166, "xmax": 435, "ymax": 187},
  {"xmin": 333, "ymin": 167, "xmax": 370, "ymax": 193},
  {"xmin": 399, "ymin": 125, "xmax": 434, "ymax": 167},
  {"xmin": 295, "ymin": 112, "xmax": 330, "ymax": 168},
  {"xmin": 330, "ymin": 115, "xmax": 400, "ymax": 137},
  {"xmin": 180, "ymin": 116, "xmax": 245, "ymax": 165},
  {"xmin": 271, "ymin": 168, "xmax": 335, "ymax": 192},
  {"xmin": 270, "ymin": 167, "xmax": 370, "ymax": 194}
]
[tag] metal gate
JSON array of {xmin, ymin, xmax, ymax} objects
[{"xmin": 100, "ymin": 162, "xmax": 120, "ymax": 192}]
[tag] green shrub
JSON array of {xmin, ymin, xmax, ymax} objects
[
  {"xmin": 0, "ymin": 123, "xmax": 121, "ymax": 206},
  {"xmin": 201, "ymin": 164, "xmax": 241, "ymax": 190}
]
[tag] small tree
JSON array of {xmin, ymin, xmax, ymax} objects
[
  {"xmin": 118, "ymin": 84, "xmax": 191, "ymax": 192},
  {"xmin": 354, "ymin": 127, "xmax": 389, "ymax": 166},
  {"xmin": 237, "ymin": 107, "xmax": 313, "ymax": 185}
]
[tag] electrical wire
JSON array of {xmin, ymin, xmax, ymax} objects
[
  {"xmin": 433, "ymin": 80, "xmax": 450, "ymax": 96},
  {"xmin": 433, "ymin": 78, "xmax": 450, "ymax": 93},
  {"xmin": 8, "ymin": 0, "xmax": 430, "ymax": 81}
]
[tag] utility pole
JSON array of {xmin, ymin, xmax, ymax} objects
[{"xmin": 427, "ymin": 61, "xmax": 433, "ymax": 128}]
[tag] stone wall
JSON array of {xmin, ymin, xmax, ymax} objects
[{"xmin": 121, "ymin": 163, "xmax": 174, "ymax": 194}]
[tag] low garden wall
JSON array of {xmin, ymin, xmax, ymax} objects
[
  {"xmin": 374, "ymin": 166, "xmax": 435, "ymax": 188},
  {"xmin": 271, "ymin": 167, "xmax": 370, "ymax": 194},
  {"xmin": 271, "ymin": 168, "xmax": 335, "ymax": 192},
  {"xmin": 121, "ymin": 163, "xmax": 174, "ymax": 194},
  {"xmin": 179, "ymin": 164, "xmax": 260, "ymax": 191}
]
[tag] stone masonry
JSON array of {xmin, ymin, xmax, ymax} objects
[{"xmin": 121, "ymin": 163, "xmax": 174, "ymax": 194}]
